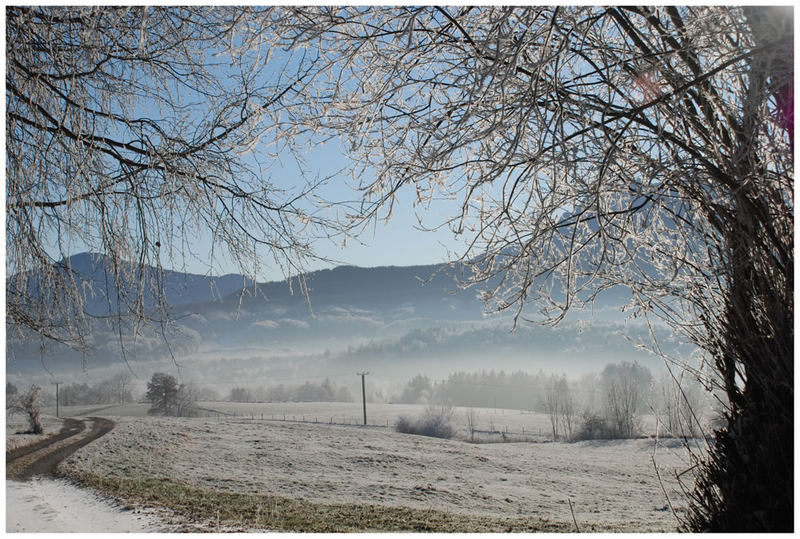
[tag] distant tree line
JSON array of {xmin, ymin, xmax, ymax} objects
[
  {"xmin": 226, "ymin": 378, "xmax": 354, "ymax": 403},
  {"xmin": 342, "ymin": 323, "xmax": 681, "ymax": 364},
  {"xmin": 393, "ymin": 369, "xmax": 561, "ymax": 411},
  {"xmin": 394, "ymin": 362, "xmax": 712, "ymax": 441},
  {"xmin": 5, "ymin": 374, "xmax": 133, "ymax": 408},
  {"xmin": 57, "ymin": 373, "xmax": 134, "ymax": 406}
]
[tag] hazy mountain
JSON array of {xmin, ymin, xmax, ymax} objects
[
  {"xmin": 58, "ymin": 252, "xmax": 256, "ymax": 313},
  {"xmin": 7, "ymin": 253, "xmax": 679, "ymax": 388}
]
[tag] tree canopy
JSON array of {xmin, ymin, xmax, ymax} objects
[
  {"xmin": 6, "ymin": 6, "xmax": 345, "ymax": 356},
  {"xmin": 5, "ymin": 6, "xmax": 793, "ymax": 531},
  {"xmin": 261, "ymin": 6, "xmax": 794, "ymax": 530}
]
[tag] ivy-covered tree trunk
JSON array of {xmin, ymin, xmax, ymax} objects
[
  {"xmin": 687, "ymin": 8, "xmax": 794, "ymax": 525},
  {"xmin": 687, "ymin": 211, "xmax": 793, "ymax": 530}
]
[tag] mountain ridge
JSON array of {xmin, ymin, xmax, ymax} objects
[{"xmin": 7, "ymin": 252, "xmax": 674, "ymax": 383}]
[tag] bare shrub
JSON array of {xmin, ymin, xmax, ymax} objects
[
  {"xmin": 395, "ymin": 404, "xmax": 454, "ymax": 439},
  {"xmin": 601, "ymin": 362, "xmax": 651, "ymax": 439},
  {"xmin": 572, "ymin": 411, "xmax": 612, "ymax": 442},
  {"xmin": 395, "ymin": 415, "xmax": 415, "ymax": 434},
  {"xmin": 9, "ymin": 385, "xmax": 44, "ymax": 434},
  {"xmin": 6, "ymin": 382, "xmax": 19, "ymax": 407},
  {"xmin": 421, "ymin": 403, "xmax": 455, "ymax": 438},
  {"xmin": 544, "ymin": 375, "xmax": 576, "ymax": 441},
  {"xmin": 656, "ymin": 370, "xmax": 706, "ymax": 438},
  {"xmin": 465, "ymin": 408, "xmax": 477, "ymax": 442}
]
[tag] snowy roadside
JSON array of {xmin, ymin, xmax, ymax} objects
[{"xmin": 6, "ymin": 477, "xmax": 169, "ymax": 533}]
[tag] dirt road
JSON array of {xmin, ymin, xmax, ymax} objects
[
  {"xmin": 6, "ymin": 416, "xmax": 174, "ymax": 532},
  {"xmin": 7, "ymin": 417, "xmax": 115, "ymax": 481}
]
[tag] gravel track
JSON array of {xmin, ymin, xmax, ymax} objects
[
  {"xmin": 7, "ymin": 417, "xmax": 115, "ymax": 481},
  {"xmin": 7, "ymin": 419, "xmax": 84, "ymax": 462}
]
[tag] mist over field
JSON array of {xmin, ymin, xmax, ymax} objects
[
  {"xmin": 6, "ymin": 253, "xmax": 694, "ymax": 404},
  {"xmin": 7, "ymin": 254, "xmax": 713, "ymax": 532}
]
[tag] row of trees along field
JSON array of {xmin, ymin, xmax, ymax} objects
[
  {"xmin": 55, "ymin": 374, "xmax": 134, "ymax": 406},
  {"xmin": 138, "ymin": 374, "xmax": 357, "ymax": 415},
  {"xmin": 394, "ymin": 363, "xmax": 712, "ymax": 440},
  {"xmin": 7, "ymin": 374, "xmax": 134, "ymax": 408},
  {"xmin": 227, "ymin": 379, "xmax": 354, "ymax": 404}
]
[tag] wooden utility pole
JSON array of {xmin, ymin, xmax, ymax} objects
[
  {"xmin": 52, "ymin": 382, "xmax": 61, "ymax": 418},
  {"xmin": 357, "ymin": 372, "xmax": 369, "ymax": 426}
]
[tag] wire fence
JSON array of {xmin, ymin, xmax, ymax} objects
[
  {"xmin": 194, "ymin": 406, "xmax": 553, "ymax": 442},
  {"xmin": 197, "ymin": 406, "xmax": 393, "ymax": 428}
]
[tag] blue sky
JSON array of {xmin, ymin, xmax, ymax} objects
[
  {"xmin": 44, "ymin": 127, "xmax": 467, "ymax": 283},
  {"xmin": 29, "ymin": 21, "xmax": 472, "ymax": 284},
  {"xmin": 179, "ymin": 135, "xmax": 469, "ymax": 282}
]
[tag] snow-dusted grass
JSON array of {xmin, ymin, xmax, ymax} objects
[
  {"xmin": 61, "ymin": 414, "xmax": 695, "ymax": 532},
  {"xmin": 6, "ymin": 413, "xmax": 63, "ymax": 452}
]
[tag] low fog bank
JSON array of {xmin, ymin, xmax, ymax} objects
[
  {"xmin": 8, "ymin": 259, "xmax": 707, "ymax": 431},
  {"xmin": 7, "ymin": 317, "xmax": 696, "ymax": 408},
  {"xmin": 9, "ymin": 344, "xmax": 718, "ymax": 443}
]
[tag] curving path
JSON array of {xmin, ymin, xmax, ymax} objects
[{"xmin": 7, "ymin": 417, "xmax": 115, "ymax": 481}]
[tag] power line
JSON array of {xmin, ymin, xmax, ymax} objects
[
  {"xmin": 51, "ymin": 382, "xmax": 62, "ymax": 418},
  {"xmin": 357, "ymin": 372, "xmax": 369, "ymax": 426},
  {"xmin": 179, "ymin": 372, "xmax": 361, "ymax": 387}
]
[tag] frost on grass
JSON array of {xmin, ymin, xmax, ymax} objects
[
  {"xmin": 6, "ymin": 414, "xmax": 63, "ymax": 452},
  {"xmin": 61, "ymin": 416, "xmax": 693, "ymax": 531}
]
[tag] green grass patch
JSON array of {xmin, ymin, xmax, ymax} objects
[{"xmin": 67, "ymin": 472, "xmax": 577, "ymax": 532}]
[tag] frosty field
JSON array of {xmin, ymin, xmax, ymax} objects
[
  {"xmin": 47, "ymin": 400, "xmax": 665, "ymax": 441},
  {"xmin": 6, "ymin": 415, "xmax": 64, "ymax": 452},
  {"xmin": 58, "ymin": 404, "xmax": 697, "ymax": 532}
]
